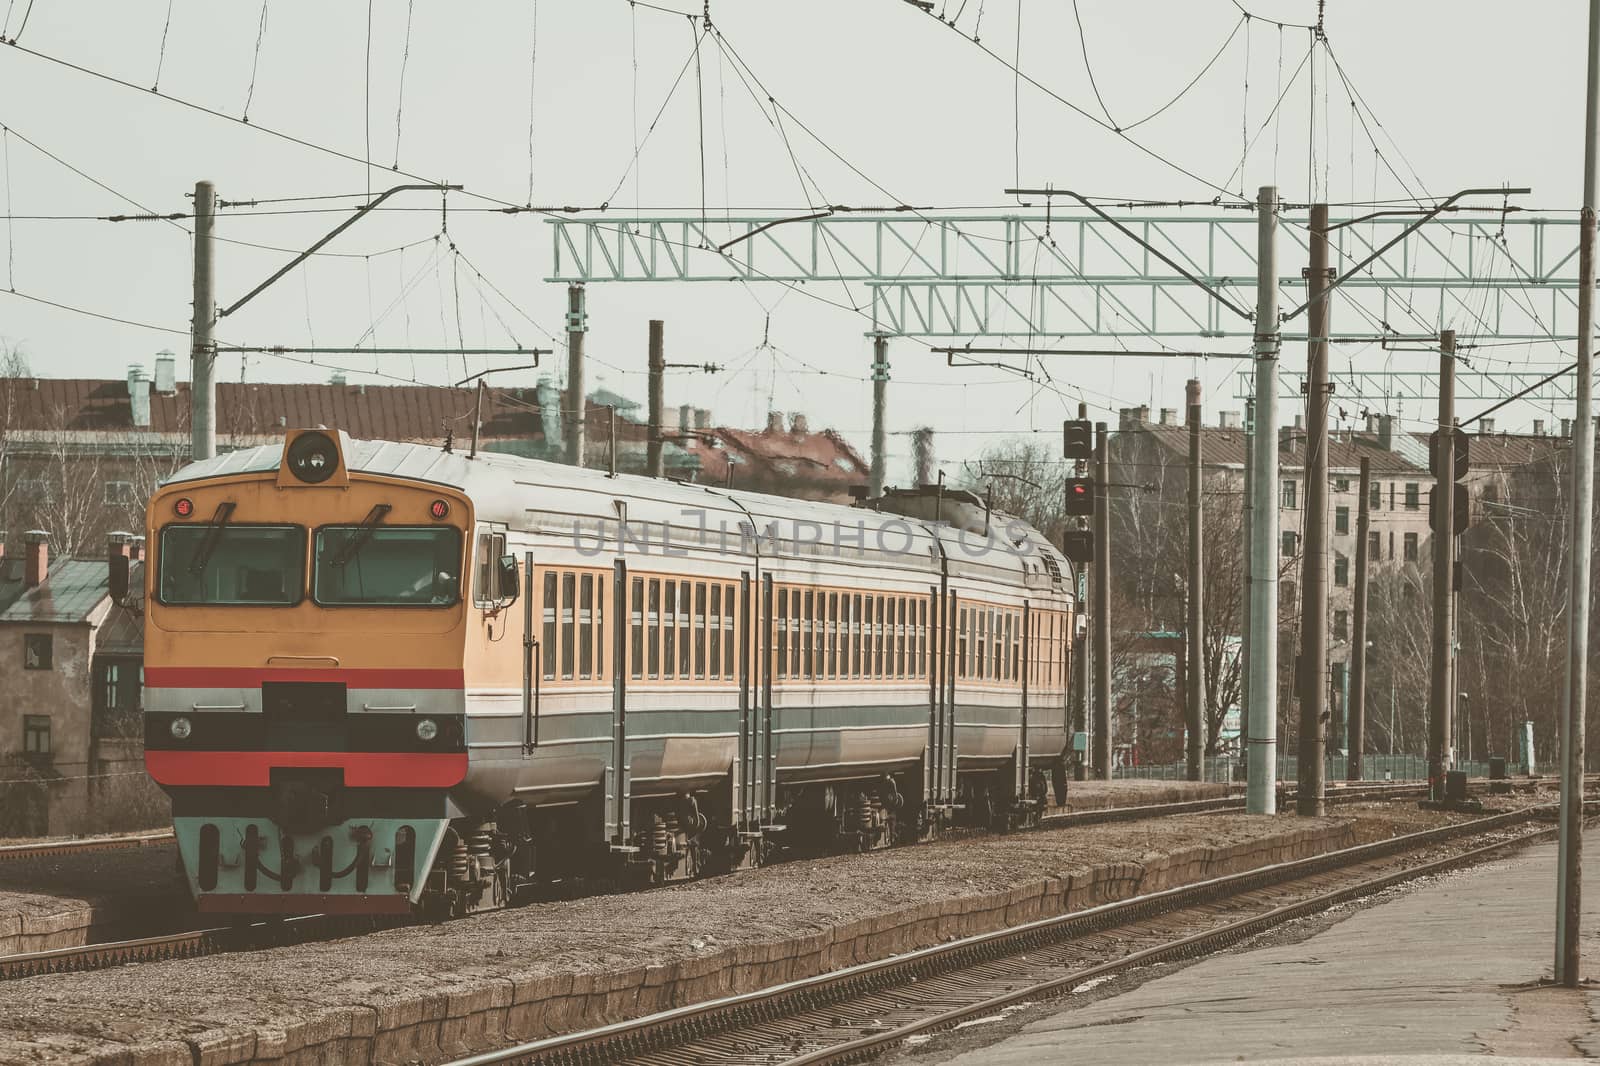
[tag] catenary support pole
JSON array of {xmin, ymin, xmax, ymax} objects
[
  {"xmin": 565, "ymin": 284, "xmax": 587, "ymax": 466},
  {"xmin": 1186, "ymin": 379, "xmax": 1206, "ymax": 781},
  {"xmin": 1557, "ymin": 0, "xmax": 1599, "ymax": 989},
  {"xmin": 1247, "ymin": 186, "xmax": 1280, "ymax": 816},
  {"xmin": 870, "ymin": 334, "xmax": 889, "ymax": 497},
  {"xmin": 647, "ymin": 320, "xmax": 665, "ymax": 478},
  {"xmin": 1093, "ymin": 421, "xmax": 1112, "ymax": 780},
  {"xmin": 1350, "ymin": 456, "xmax": 1371, "ymax": 781},
  {"xmin": 1241, "ymin": 397, "xmax": 1253, "ymax": 775},
  {"xmin": 191, "ymin": 180, "xmax": 216, "ymax": 462},
  {"xmin": 1429, "ymin": 331, "xmax": 1458, "ymax": 803},
  {"xmin": 1297, "ymin": 202, "xmax": 1332, "ymax": 817}
]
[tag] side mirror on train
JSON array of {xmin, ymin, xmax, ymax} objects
[
  {"xmin": 497, "ymin": 555, "xmax": 520, "ymax": 604},
  {"xmin": 109, "ymin": 552, "xmax": 130, "ymax": 605}
]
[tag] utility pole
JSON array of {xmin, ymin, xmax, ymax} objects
[
  {"xmin": 1556, "ymin": 0, "xmax": 1599, "ymax": 989},
  {"xmin": 1428, "ymin": 331, "xmax": 1457, "ymax": 803},
  {"xmin": 191, "ymin": 180, "xmax": 216, "ymax": 461},
  {"xmin": 1240, "ymin": 397, "xmax": 1253, "ymax": 774},
  {"xmin": 870, "ymin": 334, "xmax": 889, "ymax": 497},
  {"xmin": 565, "ymin": 284, "xmax": 587, "ymax": 466},
  {"xmin": 1246, "ymin": 185, "xmax": 1280, "ymax": 816},
  {"xmin": 1186, "ymin": 379, "xmax": 1205, "ymax": 781},
  {"xmin": 1350, "ymin": 456, "xmax": 1372, "ymax": 781},
  {"xmin": 1093, "ymin": 421, "xmax": 1112, "ymax": 780},
  {"xmin": 647, "ymin": 319, "xmax": 665, "ymax": 478},
  {"xmin": 1296, "ymin": 202, "xmax": 1332, "ymax": 817}
]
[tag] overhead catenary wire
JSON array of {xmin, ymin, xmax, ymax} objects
[{"xmin": 392, "ymin": 0, "xmax": 415, "ymax": 169}]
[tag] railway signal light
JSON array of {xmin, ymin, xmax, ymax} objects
[
  {"xmin": 1062, "ymin": 419, "xmax": 1094, "ymax": 459},
  {"xmin": 1064, "ymin": 478, "xmax": 1094, "ymax": 516},
  {"xmin": 1062, "ymin": 530, "xmax": 1093, "ymax": 563}
]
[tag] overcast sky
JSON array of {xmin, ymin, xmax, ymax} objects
[{"xmin": 0, "ymin": 1, "xmax": 1587, "ymax": 478}]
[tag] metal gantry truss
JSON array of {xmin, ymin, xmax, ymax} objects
[
  {"xmin": 545, "ymin": 209, "xmax": 1585, "ymax": 343},
  {"xmin": 1234, "ymin": 367, "xmax": 1581, "ymax": 402}
]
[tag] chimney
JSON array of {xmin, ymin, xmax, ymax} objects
[
  {"xmin": 1480, "ymin": 417, "xmax": 1496, "ymax": 435},
  {"xmin": 1560, "ymin": 417, "xmax": 1572, "ymax": 437},
  {"xmin": 1279, "ymin": 425, "xmax": 1294, "ymax": 450},
  {"xmin": 766, "ymin": 411, "xmax": 785, "ymax": 435},
  {"xmin": 1218, "ymin": 410, "xmax": 1240, "ymax": 429},
  {"xmin": 23, "ymin": 530, "xmax": 48, "ymax": 590},
  {"xmin": 1378, "ymin": 414, "xmax": 1394, "ymax": 452},
  {"xmin": 1155, "ymin": 408, "xmax": 1174, "ymax": 425},
  {"xmin": 912, "ymin": 426, "xmax": 935, "ymax": 485},
  {"xmin": 1293, "ymin": 412, "xmax": 1304, "ymax": 431},
  {"xmin": 1365, "ymin": 413, "xmax": 1379, "ymax": 433},
  {"xmin": 789, "ymin": 412, "xmax": 809, "ymax": 435},
  {"xmin": 679, "ymin": 404, "xmax": 692, "ymax": 433},
  {"xmin": 108, "ymin": 531, "xmax": 132, "ymax": 565},
  {"xmin": 154, "ymin": 350, "xmax": 177, "ymax": 394},
  {"xmin": 127, "ymin": 365, "xmax": 151, "ymax": 429},
  {"xmin": 694, "ymin": 408, "xmax": 711, "ymax": 431},
  {"xmin": 130, "ymin": 535, "xmax": 146, "ymax": 563},
  {"xmin": 1137, "ymin": 404, "xmax": 1150, "ymax": 424},
  {"xmin": 1534, "ymin": 419, "xmax": 1546, "ymax": 436},
  {"xmin": 329, "ymin": 372, "xmax": 347, "ymax": 387}
]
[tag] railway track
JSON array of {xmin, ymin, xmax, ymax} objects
[
  {"xmin": 0, "ymin": 782, "xmax": 1517, "ymax": 982},
  {"xmin": 446, "ymin": 804, "xmax": 1570, "ymax": 1066},
  {"xmin": 0, "ymin": 830, "xmax": 175, "ymax": 862}
]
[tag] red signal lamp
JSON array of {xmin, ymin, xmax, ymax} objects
[
  {"xmin": 173, "ymin": 497, "xmax": 195, "ymax": 518},
  {"xmin": 429, "ymin": 499, "xmax": 451, "ymax": 520}
]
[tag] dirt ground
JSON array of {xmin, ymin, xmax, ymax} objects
[{"xmin": 0, "ymin": 799, "xmax": 1520, "ymax": 1064}]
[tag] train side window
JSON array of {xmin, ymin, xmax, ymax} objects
[
  {"xmin": 827, "ymin": 593, "xmax": 839, "ymax": 679},
  {"xmin": 648, "ymin": 579, "xmax": 662, "ymax": 679},
  {"xmin": 709, "ymin": 584, "xmax": 722, "ymax": 680},
  {"xmin": 541, "ymin": 572, "xmax": 557, "ymax": 681},
  {"xmin": 723, "ymin": 583, "xmax": 735, "ymax": 678},
  {"xmin": 578, "ymin": 574, "xmax": 594, "ymax": 680},
  {"xmin": 663, "ymin": 580, "xmax": 677, "ymax": 680},
  {"xmin": 957, "ymin": 608, "xmax": 968, "ymax": 679},
  {"xmin": 631, "ymin": 577, "xmax": 644, "ymax": 681},
  {"xmin": 801, "ymin": 590, "xmax": 814, "ymax": 680},
  {"xmin": 790, "ymin": 589, "xmax": 802, "ymax": 678},
  {"xmin": 596, "ymin": 576, "xmax": 605, "ymax": 680},
  {"xmin": 1010, "ymin": 612, "xmax": 1020, "ymax": 684},
  {"xmin": 560, "ymin": 573, "xmax": 577, "ymax": 681},
  {"xmin": 896, "ymin": 598, "xmax": 907, "ymax": 678},
  {"xmin": 917, "ymin": 599, "xmax": 927, "ymax": 678},
  {"xmin": 839, "ymin": 594, "xmax": 852, "ymax": 679},
  {"xmin": 993, "ymin": 610, "xmax": 1005, "ymax": 682},
  {"xmin": 974, "ymin": 608, "xmax": 986, "ymax": 679},
  {"xmin": 861, "ymin": 596, "xmax": 874, "ymax": 679},
  {"xmin": 777, "ymin": 588, "xmax": 790, "ymax": 679},
  {"xmin": 694, "ymin": 582, "xmax": 707, "ymax": 680},
  {"xmin": 678, "ymin": 582, "xmax": 692, "ymax": 678}
]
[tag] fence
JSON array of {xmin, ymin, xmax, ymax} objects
[{"xmin": 1113, "ymin": 752, "xmax": 1528, "ymax": 785}]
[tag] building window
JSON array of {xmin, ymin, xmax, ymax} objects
[
  {"xmin": 1370, "ymin": 481, "xmax": 1381, "ymax": 510},
  {"xmin": 22, "ymin": 715, "xmax": 50, "ymax": 760},
  {"xmin": 1334, "ymin": 610, "xmax": 1348, "ymax": 642},
  {"xmin": 1281, "ymin": 580, "xmax": 1297, "ymax": 609},
  {"xmin": 1334, "ymin": 553, "xmax": 1349, "ymax": 587},
  {"xmin": 1281, "ymin": 531, "xmax": 1298, "ymax": 558},
  {"xmin": 1281, "ymin": 480, "xmax": 1298, "ymax": 509},
  {"xmin": 1368, "ymin": 530, "xmax": 1381, "ymax": 562},
  {"xmin": 1404, "ymin": 483, "xmax": 1420, "ymax": 510},
  {"xmin": 1335, "ymin": 506, "xmax": 1350, "ymax": 535},
  {"xmin": 1334, "ymin": 477, "xmax": 1350, "ymax": 493},
  {"xmin": 104, "ymin": 480, "xmax": 136, "ymax": 505},
  {"xmin": 1404, "ymin": 532, "xmax": 1420, "ymax": 562},
  {"xmin": 104, "ymin": 662, "xmax": 120, "ymax": 711},
  {"xmin": 23, "ymin": 633, "xmax": 51, "ymax": 670}
]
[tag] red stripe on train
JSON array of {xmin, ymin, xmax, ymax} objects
[
  {"xmin": 143, "ymin": 667, "xmax": 465, "ymax": 690},
  {"xmin": 145, "ymin": 750, "xmax": 468, "ymax": 788}
]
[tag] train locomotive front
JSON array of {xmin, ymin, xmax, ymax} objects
[{"xmin": 144, "ymin": 430, "xmax": 477, "ymax": 914}]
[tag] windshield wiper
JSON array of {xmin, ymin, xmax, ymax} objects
[
  {"xmin": 330, "ymin": 504, "xmax": 392, "ymax": 567},
  {"xmin": 188, "ymin": 502, "xmax": 237, "ymax": 574}
]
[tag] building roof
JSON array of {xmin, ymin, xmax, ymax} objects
[
  {"xmin": 0, "ymin": 559, "xmax": 111, "ymax": 625},
  {"xmin": 1127, "ymin": 422, "xmax": 1428, "ymax": 475},
  {"xmin": 699, "ymin": 426, "xmax": 870, "ymax": 495}
]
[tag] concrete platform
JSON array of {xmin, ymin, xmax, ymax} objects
[
  {"xmin": 1056, "ymin": 778, "xmax": 1236, "ymax": 812},
  {"xmin": 932, "ymin": 827, "xmax": 1600, "ymax": 1066}
]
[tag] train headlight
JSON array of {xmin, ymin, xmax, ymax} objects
[
  {"xmin": 286, "ymin": 431, "xmax": 339, "ymax": 484},
  {"xmin": 169, "ymin": 716, "xmax": 193, "ymax": 740},
  {"xmin": 415, "ymin": 718, "xmax": 439, "ymax": 742}
]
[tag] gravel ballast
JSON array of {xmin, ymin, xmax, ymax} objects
[{"xmin": 0, "ymin": 804, "xmax": 1511, "ymax": 1066}]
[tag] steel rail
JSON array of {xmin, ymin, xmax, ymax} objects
[
  {"xmin": 0, "ymin": 830, "xmax": 175, "ymax": 861},
  {"xmin": 443, "ymin": 805, "xmax": 1562, "ymax": 1066},
  {"xmin": 0, "ymin": 914, "xmax": 352, "ymax": 980}
]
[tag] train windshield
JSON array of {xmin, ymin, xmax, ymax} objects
[
  {"xmin": 313, "ymin": 526, "xmax": 462, "ymax": 606},
  {"xmin": 158, "ymin": 525, "xmax": 306, "ymax": 605}
]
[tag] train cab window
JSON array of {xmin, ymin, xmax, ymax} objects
[
  {"xmin": 631, "ymin": 577, "xmax": 645, "ymax": 681},
  {"xmin": 777, "ymin": 589, "xmax": 789, "ymax": 679},
  {"xmin": 694, "ymin": 583, "xmax": 708, "ymax": 679},
  {"xmin": 648, "ymin": 579, "xmax": 662, "ymax": 679},
  {"xmin": 160, "ymin": 525, "xmax": 306, "ymax": 605},
  {"xmin": 663, "ymin": 580, "xmax": 677, "ymax": 679},
  {"xmin": 708, "ymin": 585, "xmax": 722, "ymax": 680},
  {"xmin": 542, "ymin": 573, "xmax": 557, "ymax": 680},
  {"xmin": 313, "ymin": 526, "xmax": 461, "ymax": 606}
]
